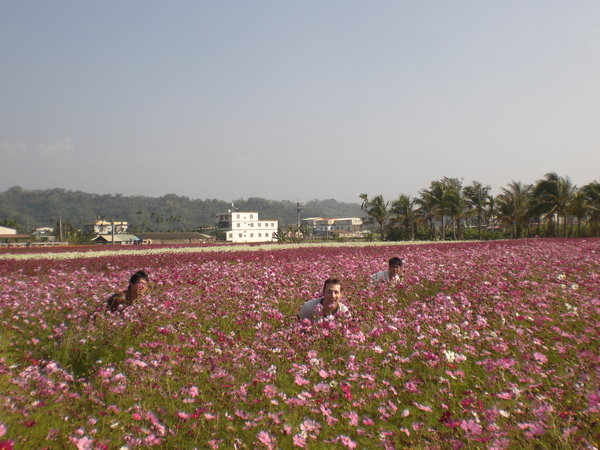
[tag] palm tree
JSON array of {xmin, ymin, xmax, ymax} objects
[
  {"xmin": 442, "ymin": 177, "xmax": 468, "ymax": 240},
  {"xmin": 417, "ymin": 180, "xmax": 447, "ymax": 240},
  {"xmin": 532, "ymin": 173, "xmax": 576, "ymax": 237},
  {"xmin": 391, "ymin": 194, "xmax": 418, "ymax": 240},
  {"xmin": 359, "ymin": 193, "xmax": 370, "ymax": 211},
  {"xmin": 360, "ymin": 194, "xmax": 389, "ymax": 240},
  {"xmin": 415, "ymin": 196, "xmax": 437, "ymax": 240},
  {"xmin": 496, "ymin": 181, "xmax": 533, "ymax": 238},
  {"xmin": 464, "ymin": 181, "xmax": 491, "ymax": 239},
  {"xmin": 567, "ymin": 191, "xmax": 588, "ymax": 237},
  {"xmin": 487, "ymin": 195, "xmax": 498, "ymax": 230},
  {"xmin": 582, "ymin": 181, "xmax": 600, "ymax": 236}
]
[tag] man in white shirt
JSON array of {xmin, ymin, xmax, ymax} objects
[
  {"xmin": 297, "ymin": 278, "xmax": 349, "ymax": 322},
  {"xmin": 370, "ymin": 257, "xmax": 403, "ymax": 286}
]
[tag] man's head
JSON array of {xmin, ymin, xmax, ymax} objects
[
  {"xmin": 129, "ymin": 270, "xmax": 149, "ymax": 298},
  {"xmin": 322, "ymin": 277, "xmax": 342, "ymax": 311},
  {"xmin": 388, "ymin": 257, "xmax": 403, "ymax": 278}
]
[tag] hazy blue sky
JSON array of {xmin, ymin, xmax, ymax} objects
[{"xmin": 1, "ymin": 1, "xmax": 599, "ymax": 204}]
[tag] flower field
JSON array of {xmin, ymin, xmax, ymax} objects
[{"xmin": 0, "ymin": 239, "xmax": 599, "ymax": 449}]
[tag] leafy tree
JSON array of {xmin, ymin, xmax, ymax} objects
[
  {"xmin": 53, "ymin": 218, "xmax": 92, "ymax": 244},
  {"xmin": 0, "ymin": 218, "xmax": 23, "ymax": 233}
]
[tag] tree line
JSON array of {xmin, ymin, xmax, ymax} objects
[
  {"xmin": 0, "ymin": 186, "xmax": 362, "ymax": 236},
  {"xmin": 360, "ymin": 172, "xmax": 600, "ymax": 241}
]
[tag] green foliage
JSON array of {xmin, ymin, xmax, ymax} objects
[
  {"xmin": 0, "ymin": 187, "xmax": 362, "ymax": 232},
  {"xmin": 0, "ymin": 217, "xmax": 24, "ymax": 233}
]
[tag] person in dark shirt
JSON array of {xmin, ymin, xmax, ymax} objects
[{"xmin": 106, "ymin": 270, "xmax": 149, "ymax": 312}]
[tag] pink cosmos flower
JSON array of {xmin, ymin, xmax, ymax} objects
[
  {"xmin": 176, "ymin": 411, "xmax": 190, "ymax": 420},
  {"xmin": 587, "ymin": 391, "xmax": 600, "ymax": 413},
  {"xmin": 71, "ymin": 436, "xmax": 93, "ymax": 450},
  {"xmin": 256, "ymin": 430, "xmax": 275, "ymax": 448},
  {"xmin": 300, "ymin": 418, "xmax": 320, "ymax": 435},
  {"xmin": 362, "ymin": 416, "xmax": 374, "ymax": 426},
  {"xmin": 293, "ymin": 434, "xmax": 306, "ymax": 447},
  {"xmin": 413, "ymin": 402, "xmax": 433, "ymax": 412},
  {"xmin": 339, "ymin": 435, "xmax": 357, "ymax": 449},
  {"xmin": 344, "ymin": 411, "xmax": 359, "ymax": 427},
  {"xmin": 263, "ymin": 384, "xmax": 277, "ymax": 399},
  {"xmin": 208, "ymin": 439, "xmax": 222, "ymax": 449},
  {"xmin": 294, "ymin": 375, "xmax": 310, "ymax": 386},
  {"xmin": 143, "ymin": 434, "xmax": 162, "ymax": 446},
  {"xmin": 496, "ymin": 391, "xmax": 514, "ymax": 400},
  {"xmin": 460, "ymin": 419, "xmax": 483, "ymax": 436},
  {"xmin": 490, "ymin": 437, "xmax": 510, "ymax": 449},
  {"xmin": 313, "ymin": 382, "xmax": 330, "ymax": 393}
]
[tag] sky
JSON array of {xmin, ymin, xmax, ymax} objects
[{"xmin": 1, "ymin": 1, "xmax": 599, "ymax": 204}]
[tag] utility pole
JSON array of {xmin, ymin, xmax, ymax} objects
[
  {"xmin": 296, "ymin": 199, "xmax": 302, "ymax": 228},
  {"xmin": 58, "ymin": 212, "xmax": 63, "ymax": 242}
]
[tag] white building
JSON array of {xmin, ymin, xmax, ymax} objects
[
  {"xmin": 0, "ymin": 226, "xmax": 17, "ymax": 235},
  {"xmin": 83, "ymin": 219, "xmax": 128, "ymax": 235},
  {"xmin": 304, "ymin": 217, "xmax": 363, "ymax": 237},
  {"xmin": 332, "ymin": 218, "xmax": 363, "ymax": 232},
  {"xmin": 216, "ymin": 211, "xmax": 278, "ymax": 243},
  {"xmin": 315, "ymin": 218, "xmax": 336, "ymax": 234}
]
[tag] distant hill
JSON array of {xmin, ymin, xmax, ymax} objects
[{"xmin": 0, "ymin": 186, "xmax": 363, "ymax": 232}]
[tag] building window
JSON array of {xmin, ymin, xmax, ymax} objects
[
  {"xmin": 250, "ymin": 223, "xmax": 253, "ymax": 227},
  {"xmin": 228, "ymin": 232, "xmax": 232, "ymax": 238},
  {"xmin": 258, "ymin": 223, "xmax": 261, "ymax": 227},
  {"xmin": 258, "ymin": 233, "xmax": 262, "ymax": 237},
  {"xmin": 250, "ymin": 233, "xmax": 254, "ymax": 237},
  {"xmin": 239, "ymin": 233, "xmax": 243, "ymax": 238},
  {"xmin": 250, "ymin": 214, "xmax": 254, "ymax": 219},
  {"xmin": 237, "ymin": 214, "xmax": 240, "ymax": 219},
  {"xmin": 237, "ymin": 223, "xmax": 240, "ymax": 227}
]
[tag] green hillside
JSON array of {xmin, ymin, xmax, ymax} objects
[{"xmin": 0, "ymin": 186, "xmax": 362, "ymax": 233}]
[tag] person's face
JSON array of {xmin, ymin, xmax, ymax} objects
[
  {"xmin": 389, "ymin": 264, "xmax": 403, "ymax": 278},
  {"xmin": 322, "ymin": 283, "xmax": 342, "ymax": 310},
  {"xmin": 130, "ymin": 279, "xmax": 148, "ymax": 298}
]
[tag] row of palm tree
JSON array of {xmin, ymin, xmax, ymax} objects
[{"xmin": 360, "ymin": 173, "xmax": 600, "ymax": 241}]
